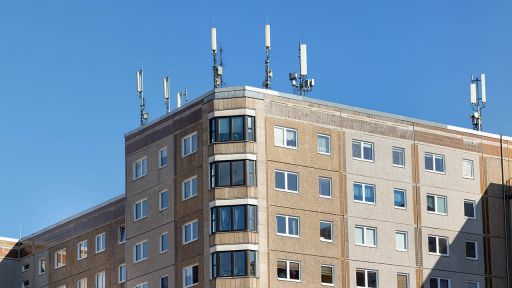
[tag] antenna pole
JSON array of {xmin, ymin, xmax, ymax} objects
[
  {"xmin": 289, "ymin": 42, "xmax": 315, "ymax": 95},
  {"xmin": 470, "ymin": 74, "xmax": 486, "ymax": 131},
  {"xmin": 263, "ymin": 23, "xmax": 272, "ymax": 89},
  {"xmin": 163, "ymin": 76, "xmax": 170, "ymax": 113},
  {"xmin": 136, "ymin": 69, "xmax": 148, "ymax": 126},
  {"xmin": 211, "ymin": 27, "xmax": 223, "ymax": 89}
]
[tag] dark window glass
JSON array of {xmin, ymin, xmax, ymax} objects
[
  {"xmin": 289, "ymin": 262, "xmax": 300, "ymax": 280},
  {"xmin": 394, "ymin": 189, "xmax": 406, "ymax": 208},
  {"xmin": 211, "ymin": 205, "xmax": 257, "ymax": 233},
  {"xmin": 160, "ymin": 276, "xmax": 168, "ymax": 288},
  {"xmin": 466, "ymin": 241, "xmax": 477, "ymax": 259},
  {"xmin": 219, "ymin": 207, "xmax": 232, "ymax": 231},
  {"xmin": 464, "ymin": 201, "xmax": 475, "ymax": 218},
  {"xmin": 218, "ymin": 118, "xmax": 230, "ymax": 142},
  {"xmin": 212, "ymin": 251, "xmax": 256, "ymax": 278},
  {"xmin": 321, "ymin": 266, "xmax": 333, "ymax": 284},
  {"xmin": 210, "ymin": 160, "xmax": 256, "ymax": 188},
  {"xmin": 356, "ymin": 270, "xmax": 365, "ymax": 286},
  {"xmin": 367, "ymin": 271, "xmax": 377, "ymax": 287},
  {"xmin": 320, "ymin": 222, "xmax": 332, "ymax": 241},
  {"xmin": 426, "ymin": 195, "xmax": 436, "ymax": 212},
  {"xmin": 277, "ymin": 261, "xmax": 287, "ymax": 279},
  {"xmin": 119, "ymin": 226, "xmax": 126, "ymax": 243},
  {"xmin": 430, "ymin": 278, "xmax": 439, "ymax": 288},
  {"xmin": 210, "ymin": 119, "xmax": 216, "ymax": 142},
  {"xmin": 287, "ymin": 173, "xmax": 298, "ymax": 192},
  {"xmin": 231, "ymin": 160, "xmax": 245, "ymax": 185},
  {"xmin": 440, "ymin": 279, "xmax": 449, "ymax": 288},
  {"xmin": 439, "ymin": 238, "xmax": 448, "ymax": 255},
  {"xmin": 192, "ymin": 265, "xmax": 199, "ymax": 283},
  {"xmin": 275, "ymin": 171, "xmax": 286, "ymax": 190},
  {"xmin": 425, "ymin": 154, "xmax": 434, "ymax": 171},
  {"xmin": 428, "ymin": 236, "xmax": 437, "ymax": 253},
  {"xmin": 276, "ymin": 216, "xmax": 286, "ymax": 234},
  {"xmin": 233, "ymin": 251, "xmax": 246, "ymax": 276},
  {"xmin": 219, "ymin": 252, "xmax": 232, "ymax": 277},
  {"xmin": 218, "ymin": 162, "xmax": 231, "ymax": 187},
  {"xmin": 232, "ymin": 117, "xmax": 244, "ymax": 141},
  {"xmin": 209, "ymin": 116, "xmax": 256, "ymax": 143},
  {"xmin": 233, "ymin": 206, "xmax": 246, "ymax": 230}
]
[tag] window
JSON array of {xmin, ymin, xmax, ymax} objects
[
  {"xmin": 77, "ymin": 240, "xmax": 88, "ymax": 260},
  {"xmin": 160, "ymin": 232, "xmax": 169, "ymax": 253},
  {"xmin": 135, "ymin": 283, "xmax": 148, "ymax": 288},
  {"xmin": 429, "ymin": 277, "xmax": 450, "ymax": 288},
  {"xmin": 275, "ymin": 170, "xmax": 298, "ymax": 193},
  {"xmin": 352, "ymin": 140, "xmax": 374, "ymax": 161},
  {"xmin": 22, "ymin": 281, "xmax": 29, "ymax": 288},
  {"xmin": 118, "ymin": 263, "xmax": 126, "ymax": 283},
  {"xmin": 183, "ymin": 264, "xmax": 199, "ymax": 288},
  {"xmin": 426, "ymin": 194, "xmax": 447, "ymax": 215},
  {"xmin": 211, "ymin": 205, "xmax": 257, "ymax": 233},
  {"xmin": 182, "ymin": 132, "xmax": 198, "ymax": 157},
  {"xmin": 211, "ymin": 250, "xmax": 257, "ymax": 278},
  {"xmin": 392, "ymin": 147, "xmax": 405, "ymax": 167},
  {"xmin": 119, "ymin": 225, "xmax": 126, "ymax": 244},
  {"xmin": 134, "ymin": 240, "xmax": 148, "ymax": 263},
  {"xmin": 161, "ymin": 275, "xmax": 169, "ymax": 288},
  {"xmin": 428, "ymin": 235, "xmax": 449, "ymax": 256},
  {"xmin": 22, "ymin": 263, "xmax": 29, "ymax": 272},
  {"xmin": 319, "ymin": 177, "xmax": 332, "ymax": 198},
  {"xmin": 183, "ymin": 220, "xmax": 199, "ymax": 244},
  {"xmin": 397, "ymin": 273, "xmax": 408, "ymax": 288},
  {"xmin": 321, "ymin": 265, "xmax": 334, "ymax": 285},
  {"xmin": 462, "ymin": 159, "xmax": 474, "ymax": 179},
  {"xmin": 425, "ymin": 153, "xmax": 445, "ymax": 173},
  {"xmin": 95, "ymin": 271, "xmax": 105, "ymax": 288},
  {"xmin": 353, "ymin": 183, "xmax": 375, "ymax": 204},
  {"xmin": 55, "ymin": 248, "xmax": 66, "ymax": 269},
  {"xmin": 317, "ymin": 134, "xmax": 331, "ymax": 155},
  {"xmin": 159, "ymin": 147, "xmax": 168, "ymax": 168},
  {"xmin": 466, "ymin": 241, "xmax": 478, "ymax": 260},
  {"xmin": 38, "ymin": 257, "xmax": 46, "ymax": 274},
  {"xmin": 395, "ymin": 231, "xmax": 408, "ymax": 251},
  {"xmin": 277, "ymin": 260, "xmax": 300, "ymax": 281},
  {"xmin": 134, "ymin": 198, "xmax": 148, "ymax": 221},
  {"xmin": 95, "ymin": 233, "xmax": 106, "ymax": 253},
  {"xmin": 133, "ymin": 157, "xmax": 148, "ymax": 180},
  {"xmin": 464, "ymin": 200, "xmax": 476, "ymax": 219},
  {"xmin": 466, "ymin": 282, "xmax": 479, "ymax": 288},
  {"xmin": 210, "ymin": 160, "xmax": 257, "ymax": 188},
  {"xmin": 77, "ymin": 278, "xmax": 87, "ymax": 288},
  {"xmin": 160, "ymin": 190, "xmax": 168, "ymax": 210},
  {"xmin": 274, "ymin": 126, "xmax": 298, "ymax": 149},
  {"xmin": 276, "ymin": 215, "xmax": 300, "ymax": 237},
  {"xmin": 355, "ymin": 226, "xmax": 377, "ymax": 247},
  {"xmin": 394, "ymin": 189, "xmax": 406, "ymax": 209},
  {"xmin": 356, "ymin": 269, "xmax": 377, "ymax": 288},
  {"xmin": 320, "ymin": 221, "xmax": 333, "ymax": 242},
  {"xmin": 210, "ymin": 115, "xmax": 256, "ymax": 143},
  {"xmin": 183, "ymin": 176, "xmax": 198, "ymax": 200}
]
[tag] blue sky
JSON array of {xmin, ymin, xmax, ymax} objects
[{"xmin": 0, "ymin": 0, "xmax": 511, "ymax": 238}]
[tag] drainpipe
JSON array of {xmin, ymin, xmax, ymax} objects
[{"xmin": 500, "ymin": 134, "xmax": 510, "ymax": 287}]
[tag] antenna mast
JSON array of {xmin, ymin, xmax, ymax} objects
[
  {"xmin": 211, "ymin": 27, "xmax": 223, "ymax": 88},
  {"xmin": 136, "ymin": 69, "xmax": 149, "ymax": 126},
  {"xmin": 177, "ymin": 88, "xmax": 188, "ymax": 108},
  {"xmin": 263, "ymin": 23, "xmax": 272, "ymax": 89},
  {"xmin": 163, "ymin": 76, "xmax": 171, "ymax": 113},
  {"xmin": 469, "ymin": 73, "xmax": 487, "ymax": 131},
  {"xmin": 289, "ymin": 42, "xmax": 315, "ymax": 95}
]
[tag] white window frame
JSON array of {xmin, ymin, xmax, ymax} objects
[
  {"xmin": 464, "ymin": 199, "xmax": 476, "ymax": 219},
  {"xmin": 465, "ymin": 240, "xmax": 478, "ymax": 260},
  {"xmin": 426, "ymin": 194, "xmax": 448, "ymax": 215},
  {"xmin": 428, "ymin": 235, "xmax": 450, "ymax": 256},
  {"xmin": 355, "ymin": 226, "xmax": 377, "ymax": 247},
  {"xmin": 22, "ymin": 280, "xmax": 29, "ymax": 288},
  {"xmin": 160, "ymin": 232, "xmax": 169, "ymax": 253},
  {"xmin": 353, "ymin": 182, "xmax": 376, "ymax": 205},
  {"xmin": 160, "ymin": 275, "xmax": 169, "ymax": 288},
  {"xmin": 77, "ymin": 240, "xmax": 88, "ymax": 260},
  {"xmin": 133, "ymin": 240, "xmax": 148, "ymax": 263},
  {"xmin": 183, "ymin": 264, "xmax": 199, "ymax": 288},
  {"xmin": 118, "ymin": 263, "xmax": 126, "ymax": 283},
  {"xmin": 352, "ymin": 140, "xmax": 374, "ymax": 162},
  {"xmin": 317, "ymin": 134, "xmax": 331, "ymax": 155},
  {"xmin": 430, "ymin": 277, "xmax": 451, "ymax": 288},
  {"xmin": 54, "ymin": 248, "xmax": 66, "ymax": 269},
  {"xmin": 319, "ymin": 177, "xmax": 332, "ymax": 198},
  {"xmin": 159, "ymin": 190, "xmax": 168, "ymax": 211},
  {"xmin": 76, "ymin": 278, "xmax": 87, "ymax": 288},
  {"xmin": 95, "ymin": 271, "xmax": 105, "ymax": 288},
  {"xmin": 277, "ymin": 259, "xmax": 301, "ymax": 282},
  {"xmin": 356, "ymin": 269, "xmax": 378, "ymax": 288},
  {"xmin": 397, "ymin": 273, "xmax": 409, "ymax": 288},
  {"xmin": 466, "ymin": 281, "xmax": 479, "ymax": 288},
  {"xmin": 276, "ymin": 215, "xmax": 300, "ymax": 238},
  {"xmin": 320, "ymin": 264, "xmax": 334, "ymax": 286},
  {"xmin": 320, "ymin": 221, "xmax": 333, "ymax": 242},
  {"xmin": 38, "ymin": 257, "xmax": 45, "ymax": 275},
  {"xmin": 274, "ymin": 126, "xmax": 298, "ymax": 149},
  {"xmin": 159, "ymin": 147, "xmax": 168, "ymax": 168},
  {"xmin": 118, "ymin": 225, "xmax": 126, "ymax": 244},
  {"xmin": 395, "ymin": 231, "xmax": 408, "ymax": 252},
  {"xmin": 275, "ymin": 170, "xmax": 299, "ymax": 193},
  {"xmin": 182, "ymin": 132, "xmax": 198, "ymax": 157},
  {"xmin": 95, "ymin": 233, "xmax": 106, "ymax": 254},
  {"xmin": 134, "ymin": 282, "xmax": 148, "ymax": 288},
  {"xmin": 392, "ymin": 146, "xmax": 405, "ymax": 167},
  {"xmin": 425, "ymin": 153, "xmax": 445, "ymax": 174},
  {"xmin": 134, "ymin": 198, "xmax": 148, "ymax": 221},
  {"xmin": 132, "ymin": 156, "xmax": 148, "ymax": 180},
  {"xmin": 21, "ymin": 263, "xmax": 29, "ymax": 272},
  {"xmin": 462, "ymin": 159, "xmax": 474, "ymax": 179},
  {"xmin": 393, "ymin": 189, "xmax": 406, "ymax": 209},
  {"xmin": 183, "ymin": 220, "xmax": 199, "ymax": 244},
  {"xmin": 182, "ymin": 176, "xmax": 198, "ymax": 200}
]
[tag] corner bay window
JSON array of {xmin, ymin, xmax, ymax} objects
[
  {"xmin": 211, "ymin": 205, "xmax": 257, "ymax": 233},
  {"xmin": 210, "ymin": 115, "xmax": 255, "ymax": 143},
  {"xmin": 210, "ymin": 160, "xmax": 256, "ymax": 188},
  {"xmin": 211, "ymin": 250, "xmax": 257, "ymax": 278}
]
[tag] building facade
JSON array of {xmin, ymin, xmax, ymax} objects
[{"xmin": 2, "ymin": 86, "xmax": 512, "ymax": 288}]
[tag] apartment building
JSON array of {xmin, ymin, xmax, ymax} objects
[{"xmin": 2, "ymin": 85, "xmax": 511, "ymax": 288}]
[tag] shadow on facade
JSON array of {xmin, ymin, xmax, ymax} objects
[{"xmin": 0, "ymin": 242, "xmax": 20, "ymax": 288}]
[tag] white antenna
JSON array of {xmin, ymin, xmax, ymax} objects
[
  {"xmin": 177, "ymin": 88, "xmax": 188, "ymax": 108},
  {"xmin": 469, "ymin": 73, "xmax": 487, "ymax": 131},
  {"xmin": 211, "ymin": 26, "xmax": 223, "ymax": 88},
  {"xmin": 289, "ymin": 42, "xmax": 315, "ymax": 95},
  {"xmin": 163, "ymin": 76, "xmax": 170, "ymax": 113},
  {"xmin": 136, "ymin": 69, "xmax": 148, "ymax": 126},
  {"xmin": 262, "ymin": 23, "xmax": 272, "ymax": 89}
]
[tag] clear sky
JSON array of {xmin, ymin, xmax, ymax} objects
[{"xmin": 1, "ymin": 0, "xmax": 511, "ymax": 238}]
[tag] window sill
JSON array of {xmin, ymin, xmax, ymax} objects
[
  {"xmin": 277, "ymin": 278, "xmax": 301, "ymax": 283},
  {"xmin": 355, "ymin": 244, "xmax": 377, "ymax": 248},
  {"xmin": 354, "ymin": 200, "xmax": 376, "ymax": 206},
  {"xmin": 160, "ymin": 250, "xmax": 169, "ymax": 254},
  {"xmin": 464, "ymin": 216, "xmax": 476, "ymax": 220},
  {"xmin": 428, "ymin": 252, "xmax": 449, "ymax": 257},
  {"xmin": 276, "ymin": 233, "xmax": 300, "ymax": 238},
  {"xmin": 426, "ymin": 211, "xmax": 447, "ymax": 216},
  {"xmin": 133, "ymin": 216, "xmax": 148, "ymax": 222},
  {"xmin": 133, "ymin": 258, "xmax": 148, "ymax": 264},
  {"xmin": 159, "ymin": 164, "xmax": 168, "ymax": 169},
  {"xmin": 274, "ymin": 144, "xmax": 298, "ymax": 150},
  {"xmin": 182, "ymin": 151, "xmax": 198, "ymax": 158},
  {"xmin": 183, "ymin": 239, "xmax": 198, "ymax": 245},
  {"xmin": 318, "ymin": 152, "xmax": 331, "ymax": 156},
  {"xmin": 352, "ymin": 157, "xmax": 374, "ymax": 163},
  {"xmin": 183, "ymin": 194, "xmax": 198, "ymax": 201},
  {"xmin": 95, "ymin": 250, "xmax": 105, "ymax": 254},
  {"xmin": 394, "ymin": 206, "xmax": 407, "ymax": 210},
  {"xmin": 392, "ymin": 164, "xmax": 405, "ymax": 168},
  {"xmin": 425, "ymin": 170, "xmax": 446, "ymax": 175},
  {"xmin": 77, "ymin": 257, "xmax": 87, "ymax": 261},
  {"xmin": 466, "ymin": 257, "xmax": 478, "ymax": 261},
  {"xmin": 321, "ymin": 283, "xmax": 334, "ymax": 287},
  {"xmin": 276, "ymin": 189, "xmax": 299, "ymax": 194},
  {"xmin": 320, "ymin": 239, "xmax": 333, "ymax": 243},
  {"xmin": 132, "ymin": 175, "xmax": 147, "ymax": 182}
]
